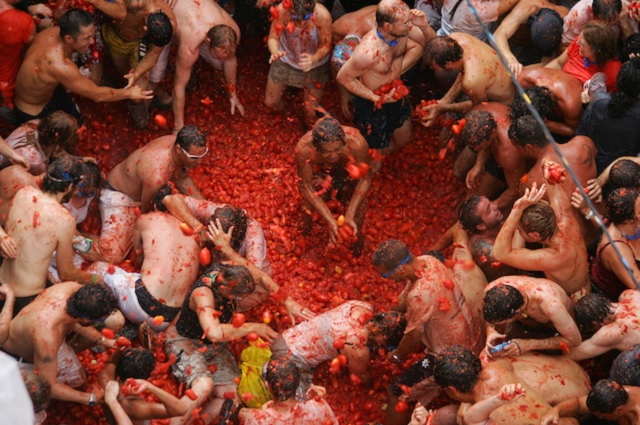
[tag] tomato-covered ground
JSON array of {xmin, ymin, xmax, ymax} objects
[{"xmin": 34, "ymin": 34, "xmax": 468, "ymax": 425}]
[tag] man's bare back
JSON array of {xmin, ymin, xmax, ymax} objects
[{"xmin": 0, "ymin": 165, "xmax": 39, "ymax": 226}]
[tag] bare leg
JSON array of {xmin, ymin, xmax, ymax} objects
[
  {"xmin": 388, "ymin": 118, "xmax": 413, "ymax": 154},
  {"xmin": 199, "ymin": 384, "xmax": 240, "ymax": 422},
  {"xmin": 169, "ymin": 376, "xmax": 215, "ymax": 425},
  {"xmin": 264, "ymin": 79, "xmax": 287, "ymax": 112}
]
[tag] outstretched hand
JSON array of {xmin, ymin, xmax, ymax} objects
[
  {"xmin": 514, "ymin": 182, "xmax": 546, "ymax": 209},
  {"xmin": 284, "ymin": 298, "xmax": 316, "ymax": 325}
]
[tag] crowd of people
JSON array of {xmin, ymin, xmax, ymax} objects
[{"xmin": 1, "ymin": 0, "xmax": 640, "ymax": 423}]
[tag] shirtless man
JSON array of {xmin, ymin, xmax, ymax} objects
[
  {"xmin": 0, "ymin": 165, "xmax": 39, "ymax": 227},
  {"xmin": 0, "ymin": 156, "xmax": 103, "ymax": 317},
  {"xmin": 13, "ymin": 8, "xmax": 152, "ymax": 125},
  {"xmin": 98, "ymin": 125, "xmax": 206, "ymax": 264},
  {"xmin": 483, "ymin": 275, "xmax": 582, "ymax": 357},
  {"xmin": 568, "ymin": 291, "xmax": 640, "ymax": 361},
  {"xmin": 420, "ymin": 33, "xmax": 515, "ymax": 127},
  {"xmin": 336, "ymin": 0, "xmax": 434, "ymax": 154},
  {"xmin": 295, "ymin": 116, "xmax": 371, "ymax": 256},
  {"xmin": 433, "ymin": 345, "xmax": 590, "ymax": 425},
  {"xmin": 0, "ymin": 282, "xmax": 118, "ymax": 406},
  {"xmin": 170, "ymin": 0, "xmax": 244, "ymax": 133},
  {"xmin": 492, "ymin": 160, "xmax": 590, "ymax": 298},
  {"xmin": 509, "ymin": 115, "xmax": 598, "ymax": 245},
  {"xmin": 517, "ymin": 67, "xmax": 583, "ymax": 136}
]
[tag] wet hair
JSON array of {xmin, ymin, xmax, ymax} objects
[
  {"xmin": 424, "ymin": 36, "xmax": 463, "ymax": 69},
  {"xmin": 59, "ymin": 8, "xmax": 93, "ymax": 39},
  {"xmin": 574, "ymin": 294, "xmax": 614, "ymax": 336},
  {"xmin": 459, "ymin": 111, "xmax": 496, "ymax": 152},
  {"xmin": 608, "ymin": 159, "xmax": 640, "ymax": 189},
  {"xmin": 433, "ymin": 346, "xmax": 482, "ymax": 394},
  {"xmin": 509, "ymin": 86, "xmax": 553, "ymax": 122},
  {"xmin": 483, "ymin": 284, "xmax": 524, "ymax": 324},
  {"xmin": 610, "ymin": 345, "xmax": 640, "ymax": 386},
  {"xmin": 152, "ymin": 184, "xmax": 174, "ymax": 212},
  {"xmin": 66, "ymin": 283, "xmax": 118, "ymax": 321},
  {"xmin": 622, "ymin": 33, "xmax": 640, "ymax": 62},
  {"xmin": 592, "ymin": 0, "xmax": 622, "ymax": 23},
  {"xmin": 265, "ymin": 354, "xmax": 300, "ymax": 401},
  {"xmin": 77, "ymin": 161, "xmax": 101, "ymax": 197},
  {"xmin": 508, "ymin": 115, "xmax": 548, "ymax": 149},
  {"xmin": 608, "ymin": 58, "xmax": 640, "ymax": 119},
  {"xmin": 292, "ymin": 0, "xmax": 314, "ymax": 17},
  {"xmin": 207, "ymin": 25, "xmax": 237, "ymax": 56},
  {"xmin": 367, "ymin": 311, "xmax": 407, "ymax": 348},
  {"xmin": 521, "ymin": 202, "xmax": 557, "ymax": 240},
  {"xmin": 581, "ymin": 21, "xmax": 618, "ymax": 66},
  {"xmin": 205, "ymin": 263, "xmax": 255, "ymax": 297},
  {"xmin": 38, "ymin": 111, "xmax": 79, "ymax": 156},
  {"xmin": 606, "ymin": 187, "xmax": 640, "ymax": 224},
  {"xmin": 116, "ymin": 348, "xmax": 156, "ymax": 380},
  {"xmin": 423, "ymin": 250, "xmax": 445, "ymax": 263},
  {"xmin": 22, "ymin": 371, "xmax": 51, "ymax": 413},
  {"xmin": 372, "ymin": 239, "xmax": 411, "ymax": 270},
  {"xmin": 146, "ymin": 11, "xmax": 173, "ymax": 47},
  {"xmin": 208, "ymin": 205, "xmax": 248, "ymax": 251},
  {"xmin": 586, "ymin": 379, "xmax": 628, "ymax": 414},
  {"xmin": 175, "ymin": 125, "xmax": 207, "ymax": 151},
  {"xmin": 41, "ymin": 155, "xmax": 85, "ymax": 194},
  {"xmin": 311, "ymin": 116, "xmax": 345, "ymax": 149},
  {"xmin": 458, "ymin": 195, "xmax": 484, "ymax": 233}
]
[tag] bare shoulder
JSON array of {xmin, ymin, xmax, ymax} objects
[{"xmin": 294, "ymin": 131, "xmax": 314, "ymax": 156}]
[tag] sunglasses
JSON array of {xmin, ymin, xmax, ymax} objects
[
  {"xmin": 291, "ymin": 12, "xmax": 312, "ymax": 21},
  {"xmin": 380, "ymin": 254, "xmax": 412, "ymax": 279},
  {"xmin": 181, "ymin": 145, "xmax": 209, "ymax": 160}
]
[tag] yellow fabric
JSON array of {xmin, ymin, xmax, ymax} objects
[
  {"xmin": 101, "ymin": 23, "xmax": 140, "ymax": 69},
  {"xmin": 237, "ymin": 339, "xmax": 273, "ymax": 408}
]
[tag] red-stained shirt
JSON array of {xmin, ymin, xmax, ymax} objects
[
  {"xmin": 562, "ymin": 36, "xmax": 622, "ymax": 92},
  {"xmin": 0, "ymin": 9, "xmax": 34, "ymax": 107},
  {"xmin": 243, "ymin": 399, "xmax": 338, "ymax": 425}
]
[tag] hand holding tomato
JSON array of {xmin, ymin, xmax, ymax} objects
[
  {"xmin": 542, "ymin": 158, "xmax": 567, "ymax": 185},
  {"xmin": 498, "ymin": 383, "xmax": 525, "ymax": 401}
]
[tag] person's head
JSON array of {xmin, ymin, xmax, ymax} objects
[
  {"xmin": 519, "ymin": 202, "xmax": 557, "ymax": 242},
  {"xmin": 608, "ymin": 159, "xmax": 640, "ymax": 190},
  {"xmin": 459, "ymin": 110, "xmax": 497, "ymax": 152},
  {"xmin": 508, "ymin": 115, "xmax": 548, "ymax": 152},
  {"xmin": 265, "ymin": 354, "xmax": 300, "ymax": 401},
  {"xmin": 115, "ymin": 348, "xmax": 156, "ymax": 380},
  {"xmin": 66, "ymin": 283, "xmax": 118, "ymax": 324},
  {"xmin": 76, "ymin": 160, "xmax": 101, "ymax": 199},
  {"xmin": 509, "ymin": 86, "xmax": 553, "ymax": 122},
  {"xmin": 376, "ymin": 0, "xmax": 412, "ymax": 38},
  {"xmin": 579, "ymin": 21, "xmax": 617, "ymax": 65},
  {"xmin": 21, "ymin": 371, "xmax": 51, "ymax": 414},
  {"xmin": 372, "ymin": 239, "xmax": 413, "ymax": 281},
  {"xmin": 174, "ymin": 125, "xmax": 208, "ymax": 169},
  {"xmin": 586, "ymin": 379, "xmax": 628, "ymax": 418},
  {"xmin": 290, "ymin": 0, "xmax": 315, "ymax": 27},
  {"xmin": 59, "ymin": 9, "xmax": 95, "ymax": 53},
  {"xmin": 37, "ymin": 111, "xmax": 79, "ymax": 157},
  {"xmin": 208, "ymin": 205, "xmax": 248, "ymax": 251},
  {"xmin": 606, "ymin": 187, "xmax": 640, "ymax": 225},
  {"xmin": 424, "ymin": 36, "xmax": 463, "ymax": 70},
  {"xmin": 529, "ymin": 8, "xmax": 563, "ymax": 56},
  {"xmin": 622, "ymin": 33, "xmax": 640, "ymax": 61},
  {"xmin": 366, "ymin": 311, "xmax": 407, "ymax": 349},
  {"xmin": 206, "ymin": 25, "xmax": 237, "ymax": 61},
  {"xmin": 574, "ymin": 293, "xmax": 615, "ymax": 336},
  {"xmin": 152, "ymin": 183, "xmax": 175, "ymax": 212},
  {"xmin": 205, "ymin": 263, "xmax": 255, "ymax": 299},
  {"xmin": 146, "ymin": 11, "xmax": 173, "ymax": 47},
  {"xmin": 592, "ymin": 0, "xmax": 622, "ymax": 24},
  {"xmin": 433, "ymin": 346, "xmax": 482, "ymax": 399},
  {"xmin": 458, "ymin": 195, "xmax": 503, "ymax": 233},
  {"xmin": 483, "ymin": 284, "xmax": 525, "ymax": 324},
  {"xmin": 41, "ymin": 155, "xmax": 85, "ymax": 198},
  {"xmin": 311, "ymin": 116, "xmax": 346, "ymax": 164},
  {"xmin": 610, "ymin": 345, "xmax": 640, "ymax": 386},
  {"xmin": 609, "ymin": 57, "xmax": 640, "ymax": 118}
]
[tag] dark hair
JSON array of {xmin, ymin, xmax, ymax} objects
[
  {"xmin": 207, "ymin": 25, "xmax": 237, "ymax": 56},
  {"xmin": 433, "ymin": 346, "xmax": 482, "ymax": 394},
  {"xmin": 483, "ymin": 284, "xmax": 524, "ymax": 323},
  {"xmin": 610, "ymin": 345, "xmax": 640, "ymax": 386},
  {"xmin": 375, "ymin": 0, "xmax": 408, "ymax": 27},
  {"xmin": 205, "ymin": 263, "xmax": 255, "ymax": 297},
  {"xmin": 509, "ymin": 86, "xmax": 553, "ymax": 121},
  {"xmin": 265, "ymin": 354, "xmax": 300, "ymax": 401},
  {"xmin": 152, "ymin": 184, "xmax": 175, "ymax": 212},
  {"xmin": 367, "ymin": 311, "xmax": 407, "ymax": 348},
  {"xmin": 609, "ymin": 159, "xmax": 640, "ymax": 189},
  {"xmin": 459, "ymin": 111, "xmax": 496, "ymax": 151},
  {"xmin": 311, "ymin": 116, "xmax": 345, "ymax": 149},
  {"xmin": 146, "ymin": 11, "xmax": 173, "ymax": 47},
  {"xmin": 22, "ymin": 371, "xmax": 51, "ymax": 413},
  {"xmin": 609, "ymin": 58, "xmax": 640, "ymax": 119},
  {"xmin": 587, "ymin": 379, "xmax": 628, "ymax": 414},
  {"xmin": 425, "ymin": 36, "xmax": 463, "ymax": 68},
  {"xmin": 521, "ymin": 202, "xmax": 557, "ymax": 240},
  {"xmin": 458, "ymin": 195, "xmax": 483, "ymax": 233},
  {"xmin": 372, "ymin": 239, "xmax": 411, "ymax": 270},
  {"xmin": 581, "ymin": 21, "xmax": 618, "ymax": 66},
  {"xmin": 423, "ymin": 250, "xmax": 445, "ymax": 263},
  {"xmin": 208, "ymin": 205, "xmax": 248, "ymax": 251},
  {"xmin": 622, "ymin": 33, "xmax": 640, "ymax": 62},
  {"xmin": 574, "ymin": 294, "xmax": 614, "ymax": 336},
  {"xmin": 38, "ymin": 111, "xmax": 78, "ymax": 156},
  {"xmin": 176, "ymin": 125, "xmax": 207, "ymax": 151},
  {"xmin": 77, "ymin": 161, "xmax": 101, "ymax": 197},
  {"xmin": 606, "ymin": 187, "xmax": 640, "ymax": 224},
  {"xmin": 292, "ymin": 0, "xmax": 314, "ymax": 17},
  {"xmin": 59, "ymin": 8, "xmax": 93, "ymax": 39},
  {"xmin": 592, "ymin": 0, "xmax": 622, "ymax": 22},
  {"xmin": 116, "ymin": 348, "xmax": 156, "ymax": 380},
  {"xmin": 508, "ymin": 115, "xmax": 548, "ymax": 149},
  {"xmin": 41, "ymin": 155, "xmax": 85, "ymax": 194},
  {"xmin": 66, "ymin": 283, "xmax": 118, "ymax": 321}
]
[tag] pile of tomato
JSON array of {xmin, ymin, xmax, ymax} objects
[{"xmin": 34, "ymin": 34, "xmax": 466, "ymax": 425}]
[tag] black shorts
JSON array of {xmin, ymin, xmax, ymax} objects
[
  {"xmin": 135, "ymin": 280, "xmax": 181, "ymax": 322},
  {"xmin": 353, "ymin": 95, "xmax": 411, "ymax": 150},
  {"xmin": 484, "ymin": 156, "xmax": 506, "ymax": 182},
  {"xmin": 13, "ymin": 85, "xmax": 83, "ymax": 126}
]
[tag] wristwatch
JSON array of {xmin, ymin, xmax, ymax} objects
[{"xmin": 87, "ymin": 392, "xmax": 97, "ymax": 407}]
